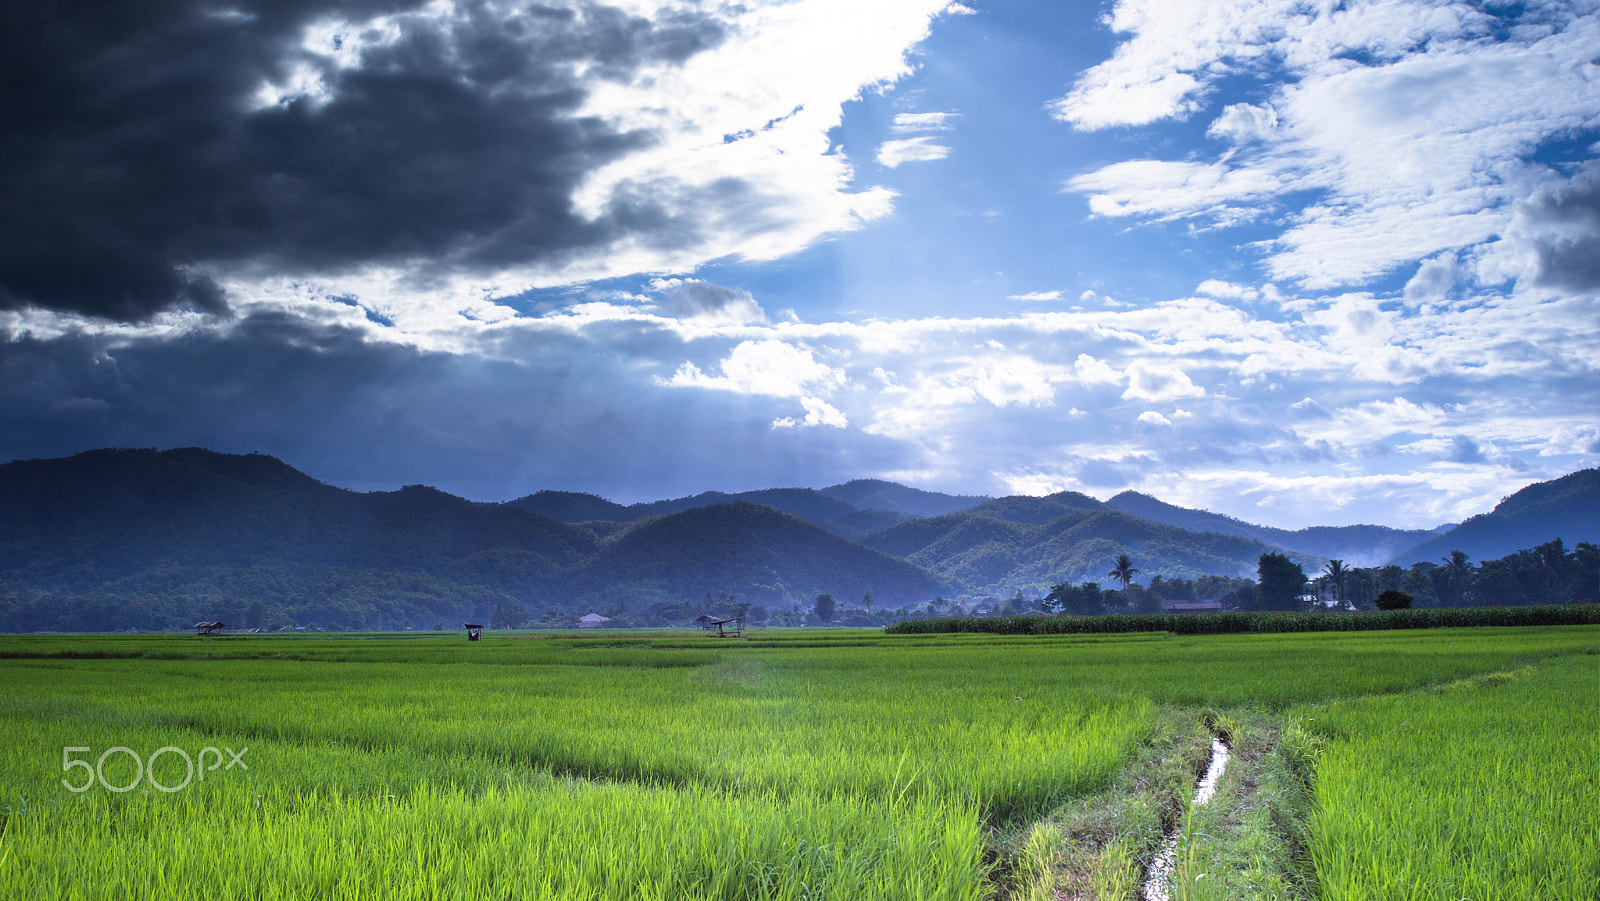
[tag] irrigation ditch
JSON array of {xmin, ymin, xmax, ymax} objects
[
  {"xmin": 1141, "ymin": 728, "xmax": 1230, "ymax": 901},
  {"xmin": 1032, "ymin": 708, "xmax": 1322, "ymax": 901}
]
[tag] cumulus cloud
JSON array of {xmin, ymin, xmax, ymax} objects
[
  {"xmin": 1206, "ymin": 103, "xmax": 1279, "ymax": 144},
  {"xmin": 968, "ymin": 355, "xmax": 1057, "ymax": 407},
  {"xmin": 664, "ymin": 339, "xmax": 844, "ymax": 397},
  {"xmin": 1121, "ymin": 363, "xmax": 1205, "ymax": 402},
  {"xmin": 1006, "ymin": 290, "xmax": 1063, "ymax": 302},
  {"xmin": 1485, "ymin": 159, "xmax": 1600, "ymax": 293},
  {"xmin": 1404, "ymin": 254, "xmax": 1460, "ymax": 304},
  {"xmin": 1073, "ymin": 354, "xmax": 1123, "ymax": 386},
  {"xmin": 772, "ymin": 396, "xmax": 848, "ymax": 429}
]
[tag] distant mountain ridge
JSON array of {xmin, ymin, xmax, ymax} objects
[
  {"xmin": 1106, "ymin": 491, "xmax": 1442, "ymax": 567},
  {"xmin": 0, "ymin": 449, "xmax": 945, "ymax": 631},
  {"xmin": 1, "ymin": 448, "xmax": 1593, "ymax": 632},
  {"xmin": 507, "ymin": 481, "xmax": 991, "ymax": 539}
]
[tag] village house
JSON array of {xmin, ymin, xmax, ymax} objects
[{"xmin": 1162, "ymin": 600, "xmax": 1223, "ymax": 614}]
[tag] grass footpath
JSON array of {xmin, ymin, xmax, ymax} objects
[{"xmin": 1139, "ymin": 648, "xmax": 1597, "ymax": 901}]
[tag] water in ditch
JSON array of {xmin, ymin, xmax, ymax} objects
[{"xmin": 1143, "ymin": 737, "xmax": 1230, "ymax": 901}]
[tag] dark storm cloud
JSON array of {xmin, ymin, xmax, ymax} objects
[
  {"xmin": 660, "ymin": 279, "xmax": 766, "ymax": 323},
  {"xmin": 0, "ymin": 315, "xmax": 918, "ymax": 501},
  {"xmin": 0, "ymin": 0, "xmax": 725, "ymax": 321},
  {"xmin": 1521, "ymin": 160, "xmax": 1600, "ymax": 293}
]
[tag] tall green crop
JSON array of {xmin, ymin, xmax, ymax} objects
[
  {"xmin": 1303, "ymin": 655, "xmax": 1598, "ymax": 900},
  {"xmin": 0, "ymin": 626, "xmax": 1593, "ymax": 900}
]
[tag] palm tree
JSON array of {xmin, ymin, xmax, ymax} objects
[
  {"xmin": 1107, "ymin": 554, "xmax": 1140, "ymax": 592},
  {"xmin": 1440, "ymin": 550, "xmax": 1475, "ymax": 606},
  {"xmin": 1322, "ymin": 559, "xmax": 1347, "ymax": 609},
  {"xmin": 1535, "ymin": 539, "xmax": 1566, "ymax": 604}
]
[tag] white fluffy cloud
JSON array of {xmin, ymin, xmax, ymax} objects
[
  {"xmin": 664, "ymin": 339, "xmax": 844, "ymax": 397},
  {"xmin": 877, "ymin": 136, "xmax": 953, "ymax": 168},
  {"xmin": 1057, "ymin": 0, "xmax": 1600, "ymax": 290},
  {"xmin": 1288, "ymin": 396, "xmax": 1449, "ymax": 449},
  {"xmin": 1121, "ymin": 362, "xmax": 1205, "ymax": 402},
  {"xmin": 1073, "ymin": 354, "xmax": 1123, "ymax": 386},
  {"xmin": 772, "ymin": 396, "xmax": 849, "ymax": 429}
]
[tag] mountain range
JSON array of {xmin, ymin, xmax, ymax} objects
[{"xmin": 0, "ymin": 448, "xmax": 1593, "ymax": 631}]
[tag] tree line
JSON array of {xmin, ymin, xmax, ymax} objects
[
  {"xmin": 3, "ymin": 539, "xmax": 1591, "ymax": 633},
  {"xmin": 1041, "ymin": 539, "xmax": 1597, "ymax": 616}
]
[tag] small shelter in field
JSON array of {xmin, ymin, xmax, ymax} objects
[
  {"xmin": 1162, "ymin": 600, "xmax": 1222, "ymax": 614},
  {"xmin": 578, "ymin": 613, "xmax": 611, "ymax": 629},
  {"xmin": 194, "ymin": 621, "xmax": 225, "ymax": 636},
  {"xmin": 462, "ymin": 623, "xmax": 484, "ymax": 641}
]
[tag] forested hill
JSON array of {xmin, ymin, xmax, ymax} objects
[
  {"xmin": 507, "ymin": 481, "xmax": 990, "ymax": 539},
  {"xmin": 0, "ymin": 449, "xmax": 942, "ymax": 631},
  {"xmin": 1106, "ymin": 491, "xmax": 1441, "ymax": 567},
  {"xmin": 564, "ymin": 502, "xmax": 943, "ymax": 611},
  {"xmin": 1388, "ymin": 469, "xmax": 1599, "ymax": 566},
  {"xmin": 860, "ymin": 504, "xmax": 1304, "ymax": 591},
  {"xmin": 0, "ymin": 447, "xmax": 599, "ymax": 591}
]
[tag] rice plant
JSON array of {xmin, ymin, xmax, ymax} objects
[
  {"xmin": 1302, "ymin": 654, "xmax": 1598, "ymax": 900},
  {"xmin": 0, "ymin": 625, "xmax": 1592, "ymax": 899}
]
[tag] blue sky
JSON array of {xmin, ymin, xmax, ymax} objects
[{"xmin": 2, "ymin": 0, "xmax": 1597, "ymax": 529}]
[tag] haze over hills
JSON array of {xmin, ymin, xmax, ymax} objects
[
  {"xmin": 0, "ymin": 447, "xmax": 1594, "ymax": 631},
  {"xmin": 1387, "ymin": 469, "xmax": 1599, "ymax": 567},
  {"xmin": 1106, "ymin": 491, "xmax": 1443, "ymax": 567}
]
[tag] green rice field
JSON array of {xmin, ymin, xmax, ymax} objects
[{"xmin": 0, "ymin": 625, "xmax": 1594, "ymax": 900}]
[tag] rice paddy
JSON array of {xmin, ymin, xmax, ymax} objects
[{"xmin": 0, "ymin": 625, "xmax": 1593, "ymax": 899}]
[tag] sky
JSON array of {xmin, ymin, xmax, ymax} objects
[{"xmin": 2, "ymin": 0, "xmax": 1598, "ymax": 530}]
